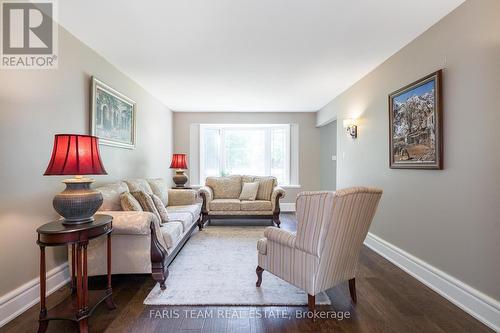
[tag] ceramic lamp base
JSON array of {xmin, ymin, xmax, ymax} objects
[
  {"xmin": 53, "ymin": 178, "xmax": 103, "ymax": 225},
  {"xmin": 172, "ymin": 170, "xmax": 188, "ymax": 188}
]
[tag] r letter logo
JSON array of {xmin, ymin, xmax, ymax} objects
[{"xmin": 1, "ymin": 0, "xmax": 58, "ymax": 69}]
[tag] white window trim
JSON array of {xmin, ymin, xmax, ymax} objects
[{"xmin": 199, "ymin": 124, "xmax": 291, "ymax": 185}]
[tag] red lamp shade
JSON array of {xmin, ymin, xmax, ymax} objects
[
  {"xmin": 44, "ymin": 134, "xmax": 107, "ymax": 176},
  {"xmin": 170, "ymin": 154, "xmax": 188, "ymax": 169}
]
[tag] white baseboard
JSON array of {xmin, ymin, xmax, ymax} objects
[
  {"xmin": 364, "ymin": 233, "xmax": 500, "ymax": 332},
  {"xmin": 0, "ymin": 263, "xmax": 70, "ymax": 328},
  {"xmin": 280, "ymin": 203, "xmax": 296, "ymax": 212}
]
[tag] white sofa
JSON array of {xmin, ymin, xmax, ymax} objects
[{"xmin": 69, "ymin": 178, "xmax": 201, "ymax": 289}]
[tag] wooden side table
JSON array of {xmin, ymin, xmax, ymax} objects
[{"xmin": 36, "ymin": 214, "xmax": 116, "ymax": 333}]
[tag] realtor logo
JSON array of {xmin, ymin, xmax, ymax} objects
[{"xmin": 1, "ymin": 0, "xmax": 58, "ymax": 69}]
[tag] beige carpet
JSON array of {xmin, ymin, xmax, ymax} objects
[{"xmin": 144, "ymin": 226, "xmax": 331, "ymax": 306}]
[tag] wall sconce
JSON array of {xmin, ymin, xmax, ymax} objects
[{"xmin": 343, "ymin": 118, "xmax": 358, "ymax": 139}]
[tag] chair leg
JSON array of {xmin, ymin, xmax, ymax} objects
[
  {"xmin": 256, "ymin": 266, "xmax": 264, "ymax": 287},
  {"xmin": 348, "ymin": 278, "xmax": 357, "ymax": 303},
  {"xmin": 308, "ymin": 294, "xmax": 315, "ymax": 312}
]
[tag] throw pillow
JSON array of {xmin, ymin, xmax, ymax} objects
[
  {"xmin": 151, "ymin": 193, "xmax": 169, "ymax": 224},
  {"xmin": 131, "ymin": 191, "xmax": 161, "ymax": 223},
  {"xmin": 120, "ymin": 192, "xmax": 143, "ymax": 211},
  {"xmin": 254, "ymin": 176, "xmax": 276, "ymax": 201},
  {"xmin": 239, "ymin": 182, "xmax": 259, "ymax": 201}
]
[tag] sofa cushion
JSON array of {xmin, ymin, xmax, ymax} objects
[
  {"xmin": 210, "ymin": 199, "xmax": 241, "ymax": 211},
  {"xmin": 241, "ymin": 175, "xmax": 255, "ymax": 183},
  {"xmin": 160, "ymin": 221, "xmax": 183, "ymax": 248},
  {"xmin": 120, "ymin": 192, "xmax": 143, "ymax": 211},
  {"xmin": 96, "ymin": 181, "xmax": 129, "ymax": 211},
  {"xmin": 241, "ymin": 200, "xmax": 272, "ymax": 211},
  {"xmin": 151, "ymin": 194, "xmax": 170, "ymax": 223},
  {"xmin": 167, "ymin": 204, "xmax": 201, "ymax": 221},
  {"xmin": 132, "ymin": 191, "xmax": 161, "ymax": 223},
  {"xmin": 147, "ymin": 178, "xmax": 169, "ymax": 206},
  {"xmin": 239, "ymin": 182, "xmax": 259, "ymax": 201},
  {"xmin": 125, "ymin": 179, "xmax": 153, "ymax": 194},
  {"xmin": 206, "ymin": 175, "xmax": 241, "ymax": 199},
  {"xmin": 167, "ymin": 212, "xmax": 193, "ymax": 231},
  {"xmin": 254, "ymin": 176, "xmax": 276, "ymax": 201}
]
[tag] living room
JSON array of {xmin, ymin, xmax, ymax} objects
[{"xmin": 0, "ymin": 0, "xmax": 499, "ymax": 332}]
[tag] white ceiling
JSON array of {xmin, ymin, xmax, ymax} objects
[{"xmin": 59, "ymin": 0, "xmax": 464, "ymax": 112}]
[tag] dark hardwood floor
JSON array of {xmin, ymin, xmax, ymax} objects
[{"xmin": 1, "ymin": 214, "xmax": 492, "ymax": 333}]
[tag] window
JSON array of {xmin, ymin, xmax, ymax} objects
[{"xmin": 200, "ymin": 124, "xmax": 290, "ymax": 185}]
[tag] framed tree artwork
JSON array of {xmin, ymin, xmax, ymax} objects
[
  {"xmin": 91, "ymin": 77, "xmax": 136, "ymax": 149},
  {"xmin": 388, "ymin": 70, "xmax": 443, "ymax": 169}
]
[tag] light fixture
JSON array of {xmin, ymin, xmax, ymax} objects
[
  {"xmin": 343, "ymin": 118, "xmax": 358, "ymax": 139},
  {"xmin": 44, "ymin": 134, "xmax": 107, "ymax": 224}
]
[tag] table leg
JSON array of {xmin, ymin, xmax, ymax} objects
[
  {"xmin": 76, "ymin": 243, "xmax": 83, "ymax": 316},
  {"xmin": 37, "ymin": 245, "xmax": 48, "ymax": 333},
  {"xmin": 82, "ymin": 242, "xmax": 88, "ymax": 312},
  {"xmin": 105, "ymin": 233, "xmax": 116, "ymax": 310},
  {"xmin": 71, "ymin": 243, "xmax": 76, "ymax": 294}
]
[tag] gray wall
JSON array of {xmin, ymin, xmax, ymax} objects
[
  {"xmin": 172, "ymin": 112, "xmax": 320, "ymax": 203},
  {"xmin": 0, "ymin": 26, "xmax": 173, "ymax": 296},
  {"xmin": 319, "ymin": 120, "xmax": 337, "ymax": 190},
  {"xmin": 317, "ymin": 0, "xmax": 500, "ymax": 300}
]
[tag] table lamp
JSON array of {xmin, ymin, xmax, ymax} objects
[
  {"xmin": 170, "ymin": 153, "xmax": 188, "ymax": 188},
  {"xmin": 44, "ymin": 134, "xmax": 107, "ymax": 224}
]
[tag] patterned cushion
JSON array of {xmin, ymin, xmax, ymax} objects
[
  {"xmin": 120, "ymin": 192, "xmax": 143, "ymax": 211},
  {"xmin": 151, "ymin": 194, "xmax": 169, "ymax": 224},
  {"xmin": 131, "ymin": 191, "xmax": 161, "ymax": 223},
  {"xmin": 240, "ymin": 200, "xmax": 272, "ymax": 211},
  {"xmin": 96, "ymin": 182, "xmax": 129, "ymax": 211},
  {"xmin": 125, "ymin": 179, "xmax": 153, "ymax": 194},
  {"xmin": 210, "ymin": 199, "xmax": 241, "ymax": 211},
  {"xmin": 147, "ymin": 178, "xmax": 169, "ymax": 206},
  {"xmin": 166, "ymin": 204, "xmax": 201, "ymax": 221},
  {"xmin": 239, "ymin": 182, "xmax": 259, "ymax": 201},
  {"xmin": 160, "ymin": 221, "xmax": 183, "ymax": 248},
  {"xmin": 254, "ymin": 176, "xmax": 276, "ymax": 201},
  {"xmin": 241, "ymin": 175, "xmax": 255, "ymax": 183},
  {"xmin": 206, "ymin": 175, "xmax": 241, "ymax": 199},
  {"xmin": 167, "ymin": 212, "xmax": 193, "ymax": 232}
]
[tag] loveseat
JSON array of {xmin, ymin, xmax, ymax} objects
[
  {"xmin": 199, "ymin": 175, "xmax": 285, "ymax": 227},
  {"xmin": 69, "ymin": 178, "xmax": 201, "ymax": 289}
]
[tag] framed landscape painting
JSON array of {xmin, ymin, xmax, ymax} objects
[
  {"xmin": 389, "ymin": 70, "xmax": 443, "ymax": 169},
  {"xmin": 91, "ymin": 77, "xmax": 136, "ymax": 149}
]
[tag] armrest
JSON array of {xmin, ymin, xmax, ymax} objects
[
  {"xmin": 264, "ymin": 227, "xmax": 296, "ymax": 248},
  {"xmin": 102, "ymin": 211, "xmax": 168, "ymax": 251},
  {"xmin": 168, "ymin": 189, "xmax": 198, "ymax": 206},
  {"xmin": 199, "ymin": 186, "xmax": 213, "ymax": 212},
  {"xmin": 271, "ymin": 186, "xmax": 286, "ymax": 212},
  {"xmin": 101, "ymin": 211, "xmax": 154, "ymax": 235}
]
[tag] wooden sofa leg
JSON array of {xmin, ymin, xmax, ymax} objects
[
  {"xmin": 308, "ymin": 294, "xmax": 315, "ymax": 312},
  {"xmin": 349, "ymin": 278, "xmax": 357, "ymax": 303},
  {"xmin": 272, "ymin": 213, "xmax": 281, "ymax": 228},
  {"xmin": 197, "ymin": 216, "xmax": 203, "ymax": 231},
  {"xmin": 201, "ymin": 214, "xmax": 209, "ymax": 228},
  {"xmin": 256, "ymin": 266, "xmax": 264, "ymax": 287},
  {"xmin": 152, "ymin": 267, "xmax": 169, "ymax": 290}
]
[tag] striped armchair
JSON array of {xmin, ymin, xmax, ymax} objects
[{"xmin": 256, "ymin": 187, "xmax": 383, "ymax": 310}]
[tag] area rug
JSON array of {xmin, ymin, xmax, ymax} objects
[{"xmin": 143, "ymin": 226, "xmax": 331, "ymax": 306}]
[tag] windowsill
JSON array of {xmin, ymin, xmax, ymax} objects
[{"xmin": 190, "ymin": 184, "xmax": 301, "ymax": 189}]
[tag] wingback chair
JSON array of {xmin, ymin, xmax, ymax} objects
[{"xmin": 255, "ymin": 187, "xmax": 383, "ymax": 310}]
